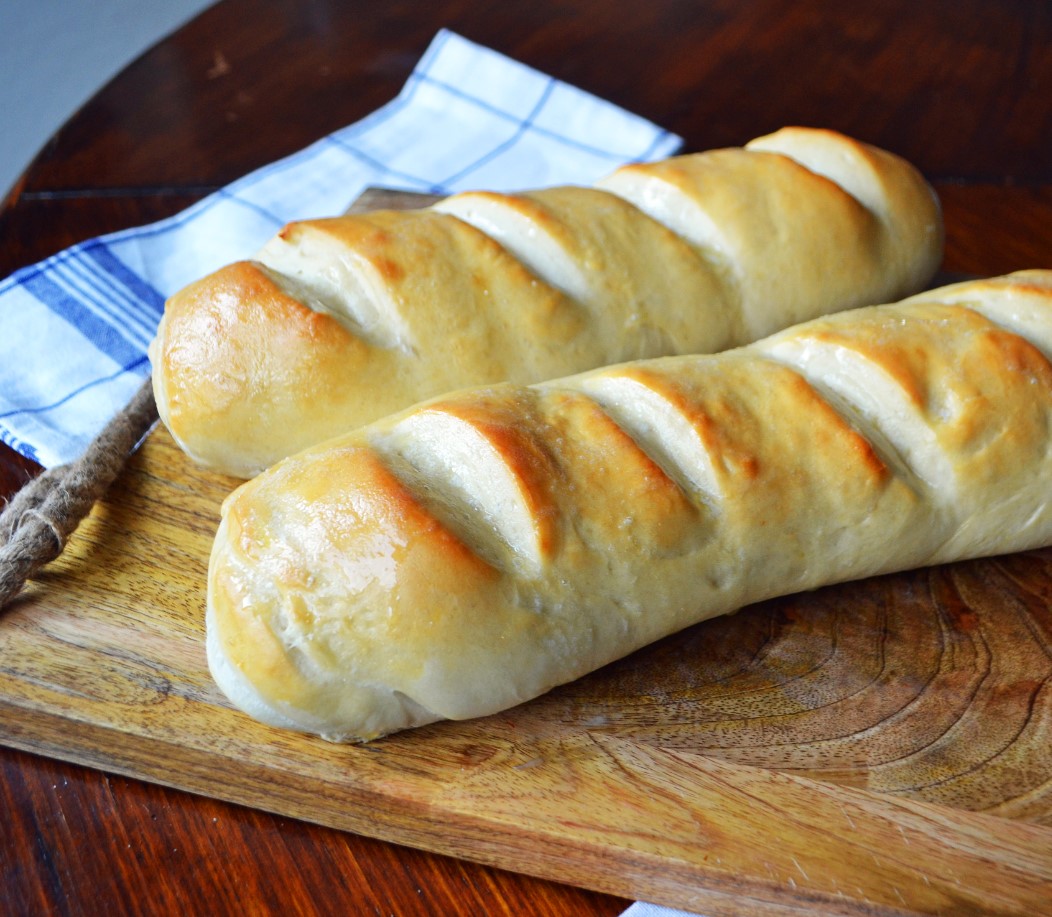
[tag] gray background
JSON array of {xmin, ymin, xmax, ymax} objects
[{"xmin": 0, "ymin": 0, "xmax": 216, "ymax": 198}]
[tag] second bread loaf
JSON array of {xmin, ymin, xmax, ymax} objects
[
  {"xmin": 150, "ymin": 127, "xmax": 942, "ymax": 477},
  {"xmin": 206, "ymin": 271, "xmax": 1052, "ymax": 743}
]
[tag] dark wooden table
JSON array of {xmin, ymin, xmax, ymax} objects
[{"xmin": 1, "ymin": 1, "xmax": 1050, "ymax": 914}]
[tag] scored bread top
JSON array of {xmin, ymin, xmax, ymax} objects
[
  {"xmin": 206, "ymin": 271, "xmax": 1052, "ymax": 742},
  {"xmin": 151, "ymin": 126, "xmax": 942, "ymax": 478}
]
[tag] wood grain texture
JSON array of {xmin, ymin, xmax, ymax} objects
[
  {"xmin": 0, "ymin": 745, "xmax": 614, "ymax": 917},
  {"xmin": 2, "ymin": 417, "xmax": 1050, "ymax": 915},
  {"xmin": 9, "ymin": 0, "xmax": 1052, "ymax": 207},
  {"xmin": 3, "ymin": 0, "xmax": 1052, "ymax": 914}
]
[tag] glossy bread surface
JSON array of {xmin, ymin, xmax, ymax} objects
[
  {"xmin": 152, "ymin": 127, "xmax": 942, "ymax": 477},
  {"xmin": 208, "ymin": 272, "xmax": 1052, "ymax": 742}
]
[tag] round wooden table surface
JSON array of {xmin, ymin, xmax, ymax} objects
[{"xmin": 2, "ymin": 1, "xmax": 1050, "ymax": 914}]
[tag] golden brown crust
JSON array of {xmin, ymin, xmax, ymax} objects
[
  {"xmin": 151, "ymin": 261, "xmax": 372, "ymax": 470},
  {"xmin": 207, "ymin": 271, "xmax": 1052, "ymax": 742},
  {"xmin": 153, "ymin": 127, "xmax": 943, "ymax": 477}
]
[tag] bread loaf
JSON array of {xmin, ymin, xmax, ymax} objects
[
  {"xmin": 206, "ymin": 271, "xmax": 1052, "ymax": 742},
  {"xmin": 150, "ymin": 127, "xmax": 942, "ymax": 478}
]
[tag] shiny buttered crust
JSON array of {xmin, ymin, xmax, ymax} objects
[
  {"xmin": 151, "ymin": 127, "xmax": 942, "ymax": 477},
  {"xmin": 207, "ymin": 271, "xmax": 1052, "ymax": 742}
]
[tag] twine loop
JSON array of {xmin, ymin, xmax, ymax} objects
[{"xmin": 0, "ymin": 379, "xmax": 158, "ymax": 607}]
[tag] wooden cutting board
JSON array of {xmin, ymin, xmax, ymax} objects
[
  {"xmin": 2, "ymin": 193, "xmax": 1051, "ymax": 915},
  {"xmin": 2, "ymin": 424, "xmax": 1050, "ymax": 916}
]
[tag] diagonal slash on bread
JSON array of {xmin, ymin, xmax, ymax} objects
[
  {"xmin": 151, "ymin": 127, "xmax": 942, "ymax": 478},
  {"xmin": 207, "ymin": 271, "xmax": 1052, "ymax": 742}
]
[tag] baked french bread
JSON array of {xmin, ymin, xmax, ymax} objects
[
  {"xmin": 150, "ymin": 127, "xmax": 942, "ymax": 478},
  {"xmin": 206, "ymin": 271, "xmax": 1052, "ymax": 742}
]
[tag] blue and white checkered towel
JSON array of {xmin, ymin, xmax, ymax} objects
[{"xmin": 0, "ymin": 29, "xmax": 681, "ymax": 469}]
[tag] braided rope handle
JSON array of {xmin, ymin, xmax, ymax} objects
[{"xmin": 0, "ymin": 378, "xmax": 158, "ymax": 608}]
